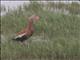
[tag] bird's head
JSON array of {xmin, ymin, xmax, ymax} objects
[{"xmin": 28, "ymin": 15, "xmax": 40, "ymax": 23}]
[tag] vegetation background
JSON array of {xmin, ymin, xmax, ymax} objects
[{"xmin": 1, "ymin": 1, "xmax": 80, "ymax": 60}]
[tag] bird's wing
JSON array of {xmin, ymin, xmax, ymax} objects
[
  {"xmin": 14, "ymin": 33, "xmax": 26, "ymax": 39},
  {"xmin": 16, "ymin": 28, "xmax": 28, "ymax": 35}
]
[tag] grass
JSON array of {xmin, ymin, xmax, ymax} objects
[{"xmin": 1, "ymin": 2, "xmax": 80, "ymax": 60}]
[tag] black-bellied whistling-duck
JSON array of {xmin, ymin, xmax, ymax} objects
[{"xmin": 12, "ymin": 15, "xmax": 40, "ymax": 45}]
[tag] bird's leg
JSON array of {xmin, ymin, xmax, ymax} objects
[
  {"xmin": 22, "ymin": 41, "xmax": 27, "ymax": 46},
  {"xmin": 18, "ymin": 41, "xmax": 29, "ymax": 47},
  {"xmin": 23, "ymin": 41, "xmax": 30, "ymax": 48},
  {"xmin": 19, "ymin": 41, "xmax": 24, "ymax": 46}
]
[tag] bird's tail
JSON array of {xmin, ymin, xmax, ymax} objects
[
  {"xmin": 12, "ymin": 36, "xmax": 18, "ymax": 40},
  {"xmin": 12, "ymin": 36, "xmax": 20, "ymax": 41}
]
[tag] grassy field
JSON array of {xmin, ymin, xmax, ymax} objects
[{"xmin": 1, "ymin": 2, "xmax": 80, "ymax": 60}]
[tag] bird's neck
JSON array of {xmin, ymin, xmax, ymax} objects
[{"xmin": 27, "ymin": 20, "xmax": 34, "ymax": 30}]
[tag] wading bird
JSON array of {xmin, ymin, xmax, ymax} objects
[{"xmin": 12, "ymin": 15, "xmax": 40, "ymax": 45}]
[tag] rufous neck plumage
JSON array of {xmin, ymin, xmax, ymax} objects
[{"xmin": 27, "ymin": 19, "xmax": 34, "ymax": 30}]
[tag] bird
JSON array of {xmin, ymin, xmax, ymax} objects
[{"xmin": 12, "ymin": 15, "xmax": 40, "ymax": 45}]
